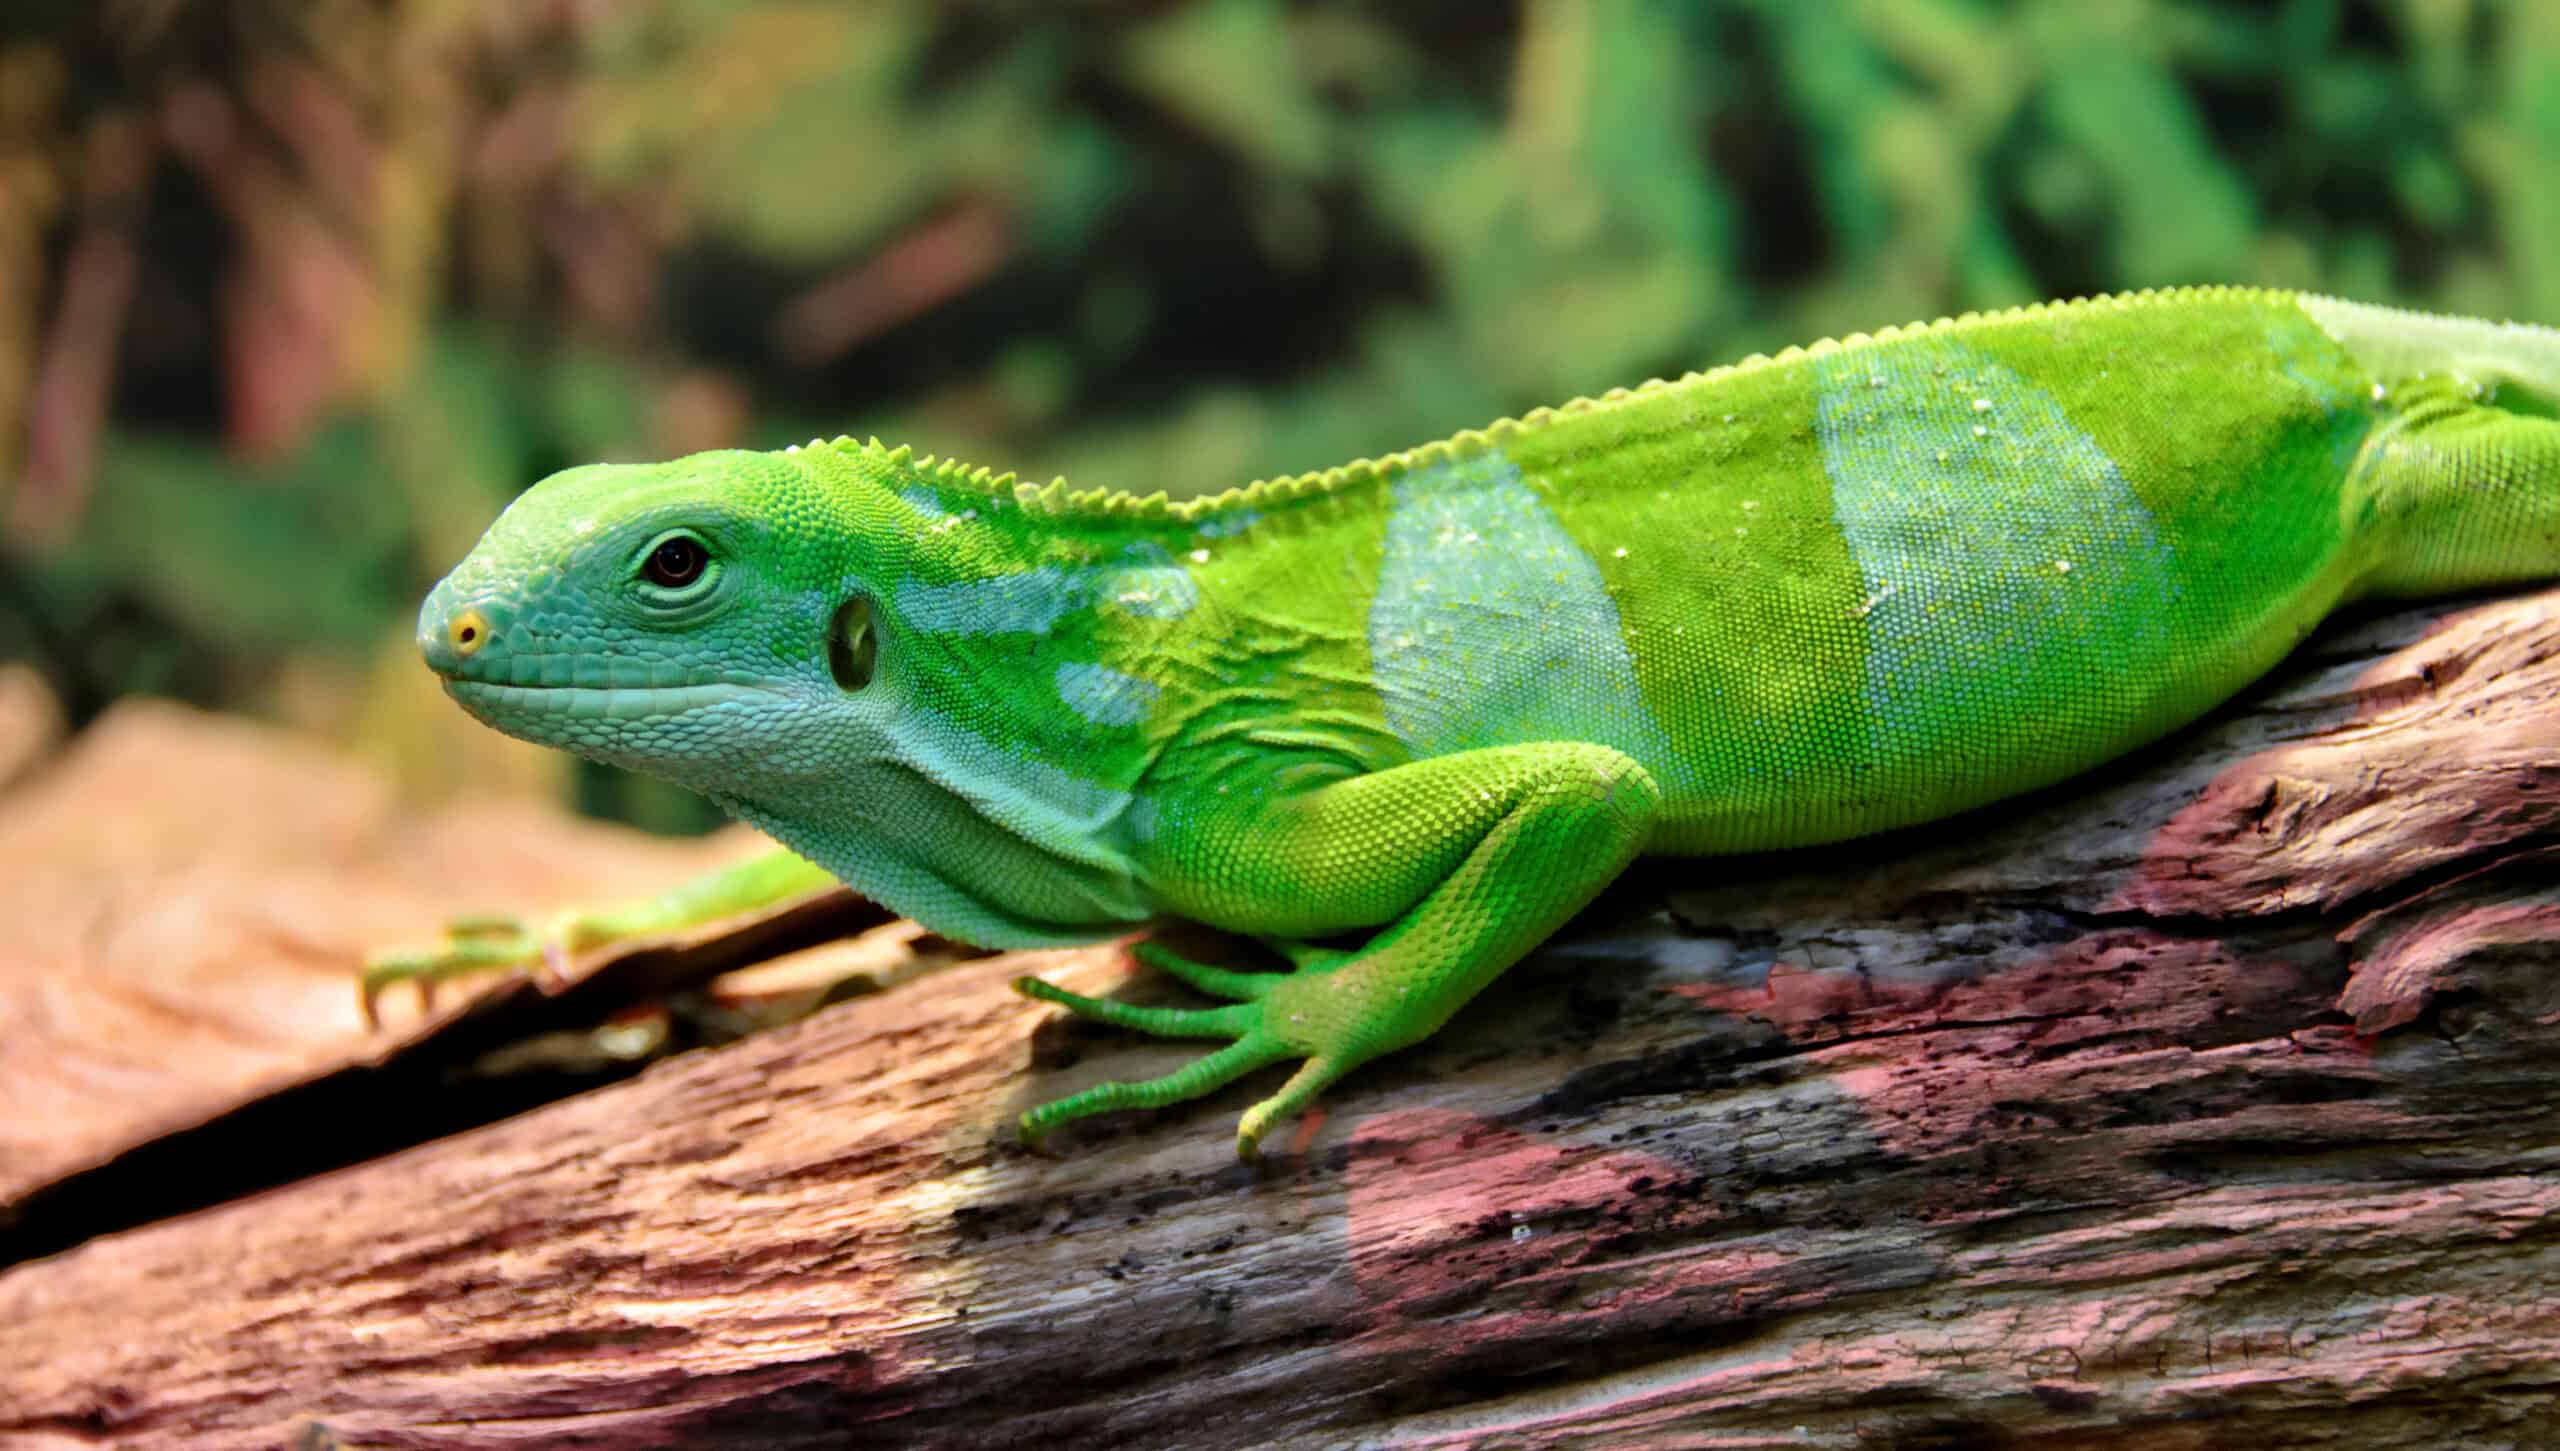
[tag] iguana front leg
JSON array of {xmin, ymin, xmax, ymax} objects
[
  {"xmin": 1016, "ymin": 743, "xmax": 1662, "ymax": 1157},
  {"xmin": 361, "ymin": 847, "xmax": 836, "ymax": 1022}
]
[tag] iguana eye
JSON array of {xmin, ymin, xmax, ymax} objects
[
  {"xmin": 830, "ymin": 596, "xmax": 877, "ymax": 690},
  {"xmin": 644, "ymin": 535, "xmax": 708, "ymax": 588}
]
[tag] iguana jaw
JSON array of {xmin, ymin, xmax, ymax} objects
[
  {"xmin": 442, "ymin": 678, "xmax": 771, "ymax": 725},
  {"xmin": 434, "ymin": 670, "xmax": 801, "ymax": 784}
]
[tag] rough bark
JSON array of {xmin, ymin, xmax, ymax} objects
[
  {"xmin": 4, "ymin": 590, "xmax": 2560, "ymax": 1450},
  {"xmin": 0, "ymin": 697, "xmax": 850, "ymax": 1225}
]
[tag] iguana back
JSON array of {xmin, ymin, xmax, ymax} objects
[{"xmin": 856, "ymin": 286, "xmax": 2559, "ymax": 857}]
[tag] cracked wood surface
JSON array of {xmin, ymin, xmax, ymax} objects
[
  {"xmin": 4, "ymin": 591, "xmax": 2560, "ymax": 1449},
  {"xmin": 0, "ymin": 699, "xmax": 856, "ymax": 1220}
]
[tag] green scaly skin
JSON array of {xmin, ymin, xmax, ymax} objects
[{"xmin": 368, "ymin": 288, "xmax": 2560, "ymax": 1157}]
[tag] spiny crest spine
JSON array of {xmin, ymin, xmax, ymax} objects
[{"xmin": 825, "ymin": 285, "xmax": 2300, "ymax": 523}]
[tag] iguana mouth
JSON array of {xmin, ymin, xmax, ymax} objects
[{"xmin": 442, "ymin": 678, "xmax": 769, "ymax": 721}]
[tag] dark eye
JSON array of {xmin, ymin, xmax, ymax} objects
[{"xmin": 644, "ymin": 535, "xmax": 708, "ymax": 588}]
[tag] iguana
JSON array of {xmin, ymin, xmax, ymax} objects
[{"xmin": 366, "ymin": 288, "xmax": 2560, "ymax": 1158}]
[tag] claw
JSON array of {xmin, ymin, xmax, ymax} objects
[
  {"xmin": 539, "ymin": 935, "xmax": 572, "ymax": 993},
  {"xmin": 1235, "ymin": 1056, "xmax": 1348, "ymax": 1160},
  {"xmin": 357, "ymin": 953, "xmax": 452, "ymax": 1028}
]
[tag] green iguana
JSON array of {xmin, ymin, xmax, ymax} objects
[{"xmin": 366, "ymin": 288, "xmax": 2560, "ymax": 1158}]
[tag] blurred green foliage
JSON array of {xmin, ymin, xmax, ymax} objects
[{"xmin": 2, "ymin": 0, "xmax": 2556, "ymax": 826}]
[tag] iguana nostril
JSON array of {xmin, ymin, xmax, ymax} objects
[{"xmin": 450, "ymin": 609, "xmax": 490, "ymax": 657}]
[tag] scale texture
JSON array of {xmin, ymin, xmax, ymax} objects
[{"xmin": 382, "ymin": 287, "xmax": 2560, "ymax": 1154}]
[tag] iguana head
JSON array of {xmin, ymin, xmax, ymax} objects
[
  {"xmin": 416, "ymin": 441, "xmax": 1155, "ymax": 947},
  {"xmin": 418, "ymin": 447, "xmax": 885, "ymax": 790}
]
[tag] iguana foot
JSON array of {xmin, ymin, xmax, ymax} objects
[
  {"xmin": 357, "ymin": 848, "xmax": 838, "ymax": 1027},
  {"xmin": 1016, "ymin": 744, "xmax": 1661, "ymax": 1158},
  {"xmin": 360, "ymin": 910, "xmax": 598, "ymax": 1025},
  {"xmin": 1014, "ymin": 938, "xmax": 1365, "ymax": 1159}
]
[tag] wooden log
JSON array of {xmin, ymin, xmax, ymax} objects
[
  {"xmin": 3, "ymin": 590, "xmax": 2559, "ymax": 1449},
  {"xmin": 0, "ymin": 698, "xmax": 841, "ymax": 1227}
]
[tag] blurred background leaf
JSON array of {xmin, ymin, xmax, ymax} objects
[{"xmin": 2, "ymin": 0, "xmax": 2552, "ymax": 830}]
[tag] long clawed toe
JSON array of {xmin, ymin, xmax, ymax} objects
[
  {"xmin": 1010, "ymin": 974, "xmax": 1257, "ymax": 1040},
  {"xmin": 358, "ymin": 921, "xmax": 543, "ymax": 1027},
  {"xmin": 1017, "ymin": 1035, "xmax": 1295, "ymax": 1147},
  {"xmin": 358, "ymin": 904, "xmax": 613, "ymax": 1026},
  {"xmin": 1013, "ymin": 936, "xmax": 1364, "ymax": 1155}
]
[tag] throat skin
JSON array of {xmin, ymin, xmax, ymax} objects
[
  {"xmin": 408, "ymin": 286, "xmax": 2560, "ymax": 1156},
  {"xmin": 713, "ymin": 754, "xmax": 1152, "ymax": 953}
]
